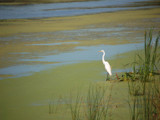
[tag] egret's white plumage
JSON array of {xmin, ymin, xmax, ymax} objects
[{"xmin": 99, "ymin": 50, "xmax": 112, "ymax": 76}]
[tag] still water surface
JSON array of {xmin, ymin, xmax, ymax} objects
[
  {"xmin": 0, "ymin": 0, "xmax": 153, "ymax": 19},
  {"xmin": 0, "ymin": 43, "xmax": 143, "ymax": 79},
  {"xmin": 0, "ymin": 0, "xmax": 159, "ymax": 79}
]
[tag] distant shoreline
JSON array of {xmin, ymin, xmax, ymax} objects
[{"xmin": 0, "ymin": 0, "xmax": 98, "ymax": 5}]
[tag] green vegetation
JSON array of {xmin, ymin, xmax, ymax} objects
[
  {"xmin": 67, "ymin": 29, "xmax": 160, "ymax": 120},
  {"xmin": 66, "ymin": 85, "xmax": 111, "ymax": 120},
  {"xmin": 127, "ymin": 29, "xmax": 160, "ymax": 95},
  {"xmin": 48, "ymin": 83, "xmax": 113, "ymax": 120},
  {"xmin": 0, "ymin": 1, "xmax": 160, "ymax": 118},
  {"xmin": 85, "ymin": 85, "xmax": 112, "ymax": 120},
  {"xmin": 68, "ymin": 92, "xmax": 82, "ymax": 120},
  {"xmin": 126, "ymin": 30, "xmax": 160, "ymax": 120},
  {"xmin": 128, "ymin": 77, "xmax": 160, "ymax": 120},
  {"xmin": 0, "ymin": 30, "xmax": 159, "ymax": 120},
  {"xmin": 0, "ymin": 54, "xmax": 131, "ymax": 120}
]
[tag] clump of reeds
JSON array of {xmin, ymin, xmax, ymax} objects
[
  {"xmin": 49, "ymin": 95, "xmax": 55, "ymax": 114},
  {"xmin": 142, "ymin": 29, "xmax": 159, "ymax": 81},
  {"xmin": 152, "ymin": 77, "xmax": 160, "ymax": 120},
  {"xmin": 67, "ymin": 84, "xmax": 112, "ymax": 120},
  {"xmin": 128, "ymin": 96, "xmax": 141, "ymax": 120},
  {"xmin": 127, "ymin": 29, "xmax": 160, "ymax": 95},
  {"xmin": 138, "ymin": 29, "xmax": 159, "ymax": 80},
  {"xmin": 128, "ymin": 81, "xmax": 157, "ymax": 120},
  {"xmin": 128, "ymin": 79, "xmax": 144, "ymax": 96},
  {"xmin": 128, "ymin": 29, "xmax": 160, "ymax": 120},
  {"xmin": 48, "ymin": 95, "xmax": 64, "ymax": 114},
  {"xmin": 85, "ymin": 85, "xmax": 111, "ymax": 120},
  {"xmin": 69, "ymin": 93, "xmax": 82, "ymax": 120}
]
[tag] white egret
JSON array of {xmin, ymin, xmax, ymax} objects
[{"xmin": 99, "ymin": 50, "xmax": 112, "ymax": 80}]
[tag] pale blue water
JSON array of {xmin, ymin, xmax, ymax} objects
[
  {"xmin": 0, "ymin": 0, "xmax": 153, "ymax": 19},
  {"xmin": 27, "ymin": 41, "xmax": 79, "ymax": 46},
  {"xmin": 0, "ymin": 43, "xmax": 144, "ymax": 79}
]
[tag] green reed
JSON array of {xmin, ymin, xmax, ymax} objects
[
  {"xmin": 142, "ymin": 29, "xmax": 159, "ymax": 80},
  {"xmin": 128, "ymin": 80, "xmax": 159, "ymax": 120},
  {"xmin": 152, "ymin": 77, "xmax": 160, "ymax": 120},
  {"xmin": 69, "ymin": 93, "xmax": 82, "ymax": 120},
  {"xmin": 128, "ymin": 29, "xmax": 160, "ymax": 95},
  {"xmin": 48, "ymin": 95, "xmax": 64, "ymax": 114},
  {"xmin": 86, "ymin": 85, "xmax": 108, "ymax": 120},
  {"xmin": 128, "ymin": 29, "xmax": 160, "ymax": 120},
  {"xmin": 68, "ymin": 84, "xmax": 112, "ymax": 120}
]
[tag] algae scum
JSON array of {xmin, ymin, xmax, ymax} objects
[{"xmin": 0, "ymin": 0, "xmax": 160, "ymax": 120}]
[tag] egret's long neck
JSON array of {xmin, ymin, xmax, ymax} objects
[{"xmin": 102, "ymin": 52, "xmax": 105, "ymax": 64}]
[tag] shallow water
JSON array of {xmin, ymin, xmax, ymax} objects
[
  {"xmin": 0, "ymin": 0, "xmax": 160, "ymax": 80},
  {"xmin": 0, "ymin": 25, "xmax": 160, "ymax": 79},
  {"xmin": 0, "ymin": 43, "xmax": 143, "ymax": 79},
  {"xmin": 0, "ymin": 0, "xmax": 154, "ymax": 19}
]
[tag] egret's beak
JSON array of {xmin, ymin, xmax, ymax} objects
[{"xmin": 98, "ymin": 51, "xmax": 102, "ymax": 52}]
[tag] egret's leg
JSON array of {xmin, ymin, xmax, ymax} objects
[{"xmin": 106, "ymin": 73, "xmax": 109, "ymax": 81}]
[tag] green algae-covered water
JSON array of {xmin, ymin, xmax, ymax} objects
[{"xmin": 0, "ymin": 0, "xmax": 160, "ymax": 119}]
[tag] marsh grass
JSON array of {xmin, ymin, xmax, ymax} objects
[
  {"xmin": 128, "ymin": 81, "xmax": 159, "ymax": 120},
  {"xmin": 68, "ymin": 29, "xmax": 160, "ymax": 120},
  {"xmin": 68, "ymin": 93, "xmax": 82, "ymax": 120},
  {"xmin": 48, "ymin": 95, "xmax": 64, "ymax": 114},
  {"xmin": 152, "ymin": 77, "xmax": 160, "ymax": 120},
  {"xmin": 139, "ymin": 29, "xmax": 159, "ymax": 79},
  {"xmin": 128, "ymin": 29, "xmax": 160, "ymax": 120},
  {"xmin": 127, "ymin": 29, "xmax": 160, "ymax": 95},
  {"xmin": 85, "ymin": 85, "xmax": 109, "ymax": 120},
  {"xmin": 128, "ymin": 96, "xmax": 141, "ymax": 120},
  {"xmin": 48, "ymin": 29, "xmax": 159, "ymax": 120},
  {"xmin": 67, "ymin": 84, "xmax": 113, "ymax": 120},
  {"xmin": 128, "ymin": 80, "xmax": 144, "ymax": 96},
  {"xmin": 49, "ymin": 95, "xmax": 55, "ymax": 114}
]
